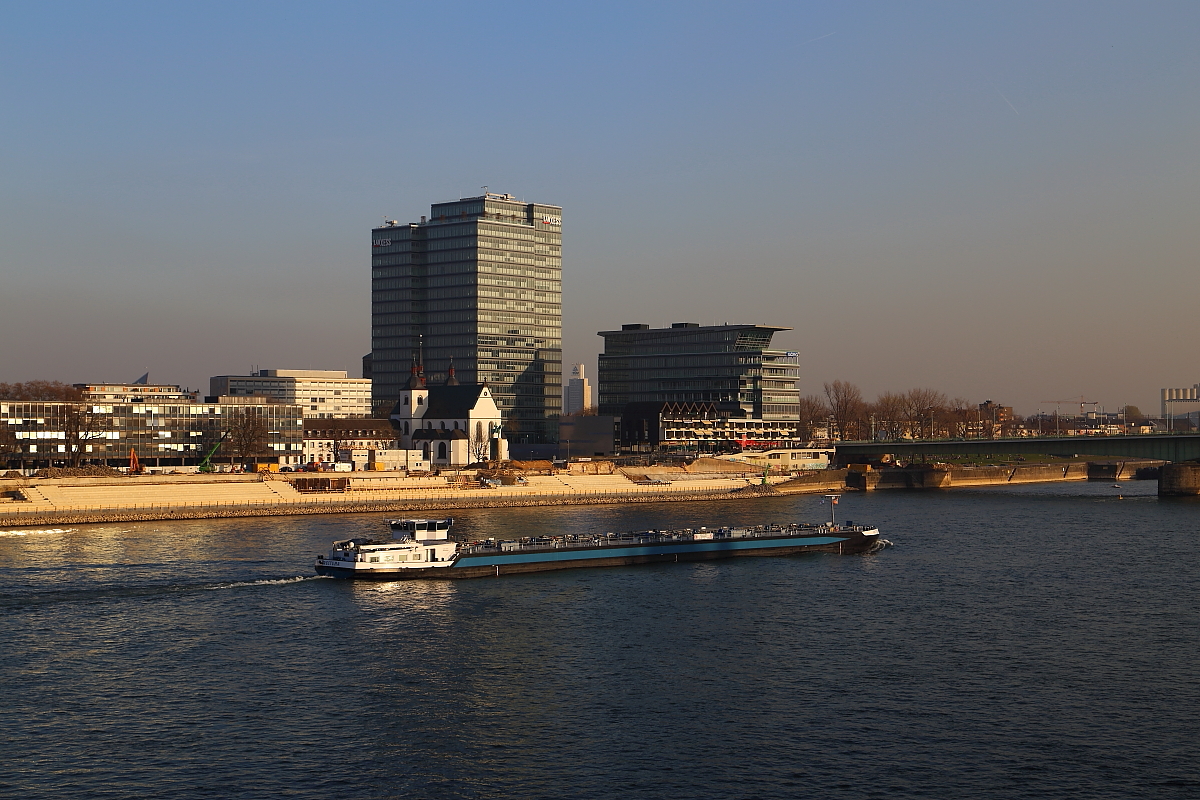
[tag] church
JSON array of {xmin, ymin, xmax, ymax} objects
[{"xmin": 389, "ymin": 361, "xmax": 509, "ymax": 466}]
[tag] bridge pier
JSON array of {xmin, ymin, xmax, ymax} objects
[{"xmin": 1158, "ymin": 463, "xmax": 1200, "ymax": 496}]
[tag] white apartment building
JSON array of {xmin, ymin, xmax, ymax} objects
[{"xmin": 210, "ymin": 370, "xmax": 371, "ymax": 418}]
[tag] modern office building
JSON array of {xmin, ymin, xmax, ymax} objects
[
  {"xmin": 0, "ymin": 397, "xmax": 304, "ymax": 469},
  {"xmin": 597, "ymin": 323, "xmax": 801, "ymax": 420},
  {"xmin": 209, "ymin": 369, "xmax": 372, "ymax": 418},
  {"xmin": 563, "ymin": 363, "xmax": 592, "ymax": 415},
  {"xmin": 371, "ymin": 191, "xmax": 563, "ymax": 443}
]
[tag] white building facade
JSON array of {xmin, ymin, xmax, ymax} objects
[{"xmin": 210, "ymin": 370, "xmax": 371, "ymax": 418}]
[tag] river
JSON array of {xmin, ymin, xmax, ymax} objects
[{"xmin": 1, "ymin": 481, "xmax": 1197, "ymax": 799}]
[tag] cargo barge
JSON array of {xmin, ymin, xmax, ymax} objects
[{"xmin": 314, "ymin": 511, "xmax": 884, "ymax": 580}]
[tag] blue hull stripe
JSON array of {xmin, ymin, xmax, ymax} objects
[{"xmin": 452, "ymin": 536, "xmax": 850, "ymax": 569}]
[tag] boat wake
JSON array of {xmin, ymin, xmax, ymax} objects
[
  {"xmin": 2, "ymin": 575, "xmax": 332, "ymax": 611},
  {"xmin": 0, "ymin": 528, "xmax": 76, "ymax": 537},
  {"xmin": 203, "ymin": 576, "xmax": 332, "ymax": 590}
]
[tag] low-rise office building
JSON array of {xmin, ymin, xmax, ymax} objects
[
  {"xmin": 76, "ymin": 382, "xmax": 199, "ymax": 403},
  {"xmin": 210, "ymin": 369, "xmax": 372, "ymax": 418},
  {"xmin": 0, "ymin": 395, "xmax": 304, "ymax": 470},
  {"xmin": 618, "ymin": 401, "xmax": 813, "ymax": 454}
]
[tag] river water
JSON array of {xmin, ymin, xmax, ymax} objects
[{"xmin": 2, "ymin": 482, "xmax": 1197, "ymax": 799}]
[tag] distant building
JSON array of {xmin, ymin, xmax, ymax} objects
[
  {"xmin": 1161, "ymin": 384, "xmax": 1200, "ymax": 420},
  {"xmin": 388, "ymin": 363, "xmax": 509, "ymax": 467},
  {"xmin": 76, "ymin": 382, "xmax": 198, "ymax": 403},
  {"xmin": 597, "ymin": 323, "xmax": 800, "ymax": 420},
  {"xmin": 558, "ymin": 414, "xmax": 616, "ymax": 459},
  {"xmin": 209, "ymin": 369, "xmax": 371, "ymax": 419},
  {"xmin": 564, "ymin": 363, "xmax": 592, "ymax": 416},
  {"xmin": 370, "ymin": 192, "xmax": 563, "ymax": 444}
]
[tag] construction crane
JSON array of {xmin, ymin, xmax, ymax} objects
[
  {"xmin": 198, "ymin": 431, "xmax": 230, "ymax": 473},
  {"xmin": 1038, "ymin": 396, "xmax": 1100, "ymax": 435}
]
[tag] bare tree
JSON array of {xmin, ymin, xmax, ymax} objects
[
  {"xmin": 61, "ymin": 404, "xmax": 108, "ymax": 468},
  {"xmin": 469, "ymin": 421, "xmax": 492, "ymax": 463},
  {"xmin": 869, "ymin": 392, "xmax": 907, "ymax": 440},
  {"xmin": 824, "ymin": 381, "xmax": 867, "ymax": 441},
  {"xmin": 795, "ymin": 395, "xmax": 829, "ymax": 440},
  {"xmin": 946, "ymin": 398, "xmax": 973, "ymax": 439},
  {"xmin": 901, "ymin": 388, "xmax": 947, "ymax": 439},
  {"xmin": 227, "ymin": 408, "xmax": 269, "ymax": 462},
  {"xmin": 0, "ymin": 381, "xmax": 83, "ymax": 401},
  {"xmin": 324, "ymin": 424, "xmax": 352, "ymax": 465}
]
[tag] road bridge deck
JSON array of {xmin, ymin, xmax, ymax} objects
[{"xmin": 834, "ymin": 434, "xmax": 1200, "ymax": 464}]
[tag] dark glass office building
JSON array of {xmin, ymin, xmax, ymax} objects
[
  {"xmin": 371, "ymin": 193, "xmax": 562, "ymax": 443},
  {"xmin": 597, "ymin": 323, "xmax": 801, "ymax": 420}
]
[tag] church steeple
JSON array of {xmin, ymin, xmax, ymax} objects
[
  {"xmin": 444, "ymin": 359, "xmax": 460, "ymax": 386},
  {"xmin": 406, "ymin": 355, "xmax": 425, "ymax": 390}
]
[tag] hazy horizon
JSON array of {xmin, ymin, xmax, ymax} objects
[{"xmin": 3, "ymin": 2, "xmax": 1198, "ymax": 417}]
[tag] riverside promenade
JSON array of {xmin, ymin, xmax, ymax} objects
[{"xmin": 0, "ymin": 470, "xmax": 848, "ymax": 527}]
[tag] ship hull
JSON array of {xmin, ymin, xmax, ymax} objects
[{"xmin": 315, "ymin": 529, "xmax": 881, "ymax": 580}]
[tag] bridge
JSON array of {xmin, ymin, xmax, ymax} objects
[{"xmin": 834, "ymin": 433, "xmax": 1200, "ymax": 464}]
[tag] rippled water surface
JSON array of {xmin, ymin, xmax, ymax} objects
[{"xmin": 2, "ymin": 483, "xmax": 1198, "ymax": 799}]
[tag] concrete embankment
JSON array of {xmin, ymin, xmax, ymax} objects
[
  {"xmin": 0, "ymin": 486, "xmax": 792, "ymax": 527},
  {"xmin": 0, "ymin": 469, "xmax": 832, "ymax": 526}
]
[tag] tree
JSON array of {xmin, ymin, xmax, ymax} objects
[
  {"xmin": 1123, "ymin": 405, "xmax": 1145, "ymax": 423},
  {"xmin": 325, "ymin": 424, "xmax": 352, "ymax": 464},
  {"xmin": 795, "ymin": 395, "xmax": 829, "ymax": 441},
  {"xmin": 61, "ymin": 404, "xmax": 108, "ymax": 468},
  {"xmin": 869, "ymin": 392, "xmax": 907, "ymax": 440},
  {"xmin": 0, "ymin": 381, "xmax": 82, "ymax": 401},
  {"xmin": 227, "ymin": 408, "xmax": 269, "ymax": 462},
  {"xmin": 469, "ymin": 421, "xmax": 493, "ymax": 463},
  {"xmin": 946, "ymin": 398, "xmax": 973, "ymax": 439},
  {"xmin": 824, "ymin": 381, "xmax": 866, "ymax": 441},
  {"xmin": 901, "ymin": 388, "xmax": 947, "ymax": 439}
]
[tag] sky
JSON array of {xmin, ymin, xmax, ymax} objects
[{"xmin": 1, "ymin": 1, "xmax": 1197, "ymax": 416}]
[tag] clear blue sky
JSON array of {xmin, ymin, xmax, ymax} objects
[{"xmin": 2, "ymin": 1, "xmax": 1197, "ymax": 415}]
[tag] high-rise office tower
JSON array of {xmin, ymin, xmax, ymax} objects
[{"xmin": 371, "ymin": 192, "xmax": 562, "ymax": 443}]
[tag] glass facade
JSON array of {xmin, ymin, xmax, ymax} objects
[
  {"xmin": 0, "ymin": 401, "xmax": 304, "ymax": 468},
  {"xmin": 371, "ymin": 193, "xmax": 563, "ymax": 443},
  {"xmin": 597, "ymin": 324, "xmax": 801, "ymax": 420}
]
